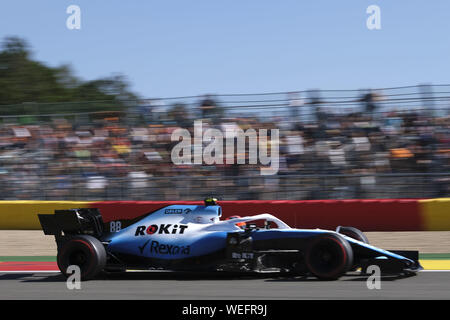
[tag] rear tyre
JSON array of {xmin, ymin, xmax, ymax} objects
[
  {"xmin": 336, "ymin": 226, "xmax": 369, "ymax": 244},
  {"xmin": 305, "ymin": 233, "xmax": 353, "ymax": 280},
  {"xmin": 57, "ymin": 235, "xmax": 106, "ymax": 281}
]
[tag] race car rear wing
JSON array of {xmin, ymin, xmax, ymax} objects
[{"xmin": 38, "ymin": 208, "xmax": 104, "ymax": 239}]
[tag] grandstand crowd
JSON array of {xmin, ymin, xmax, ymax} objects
[{"xmin": 0, "ymin": 94, "xmax": 448, "ymax": 200}]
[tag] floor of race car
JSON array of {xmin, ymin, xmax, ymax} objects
[
  {"xmin": 0, "ymin": 255, "xmax": 449, "ymax": 299},
  {"xmin": 1, "ymin": 253, "xmax": 450, "ymax": 272}
]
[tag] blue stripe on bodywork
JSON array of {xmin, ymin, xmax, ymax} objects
[
  {"xmin": 345, "ymin": 237, "xmax": 415, "ymax": 262},
  {"xmin": 251, "ymin": 229, "xmax": 328, "ymax": 241},
  {"xmin": 252, "ymin": 229, "xmax": 416, "ymax": 263}
]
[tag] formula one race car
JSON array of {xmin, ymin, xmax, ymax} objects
[{"xmin": 38, "ymin": 198, "xmax": 422, "ymax": 280}]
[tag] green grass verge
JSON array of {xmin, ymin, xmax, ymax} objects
[
  {"xmin": 419, "ymin": 253, "xmax": 450, "ymax": 260},
  {"xmin": 0, "ymin": 256, "xmax": 56, "ymax": 262}
]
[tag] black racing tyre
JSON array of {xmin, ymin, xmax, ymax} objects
[
  {"xmin": 57, "ymin": 235, "xmax": 107, "ymax": 281},
  {"xmin": 336, "ymin": 226, "xmax": 369, "ymax": 244},
  {"xmin": 305, "ymin": 233, "xmax": 354, "ymax": 280}
]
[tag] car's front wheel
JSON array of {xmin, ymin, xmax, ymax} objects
[
  {"xmin": 304, "ymin": 233, "xmax": 354, "ymax": 280},
  {"xmin": 336, "ymin": 226, "xmax": 369, "ymax": 244}
]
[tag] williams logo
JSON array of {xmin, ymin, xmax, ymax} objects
[
  {"xmin": 143, "ymin": 240, "xmax": 191, "ymax": 255},
  {"xmin": 135, "ymin": 224, "xmax": 188, "ymax": 236}
]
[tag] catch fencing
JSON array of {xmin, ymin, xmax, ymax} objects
[{"xmin": 0, "ymin": 84, "xmax": 448, "ymax": 201}]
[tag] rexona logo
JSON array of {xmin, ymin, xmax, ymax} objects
[
  {"xmin": 135, "ymin": 224, "xmax": 188, "ymax": 236},
  {"xmin": 149, "ymin": 240, "xmax": 191, "ymax": 255}
]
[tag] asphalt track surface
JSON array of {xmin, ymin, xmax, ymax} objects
[{"xmin": 0, "ymin": 270, "xmax": 449, "ymax": 299}]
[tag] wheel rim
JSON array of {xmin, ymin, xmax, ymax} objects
[
  {"xmin": 59, "ymin": 240, "xmax": 95, "ymax": 277},
  {"xmin": 68, "ymin": 250, "xmax": 88, "ymax": 269},
  {"xmin": 308, "ymin": 238, "xmax": 346, "ymax": 277}
]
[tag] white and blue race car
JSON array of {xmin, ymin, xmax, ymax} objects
[{"xmin": 38, "ymin": 198, "xmax": 422, "ymax": 280}]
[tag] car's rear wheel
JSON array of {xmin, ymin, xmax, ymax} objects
[
  {"xmin": 336, "ymin": 226, "xmax": 369, "ymax": 244},
  {"xmin": 57, "ymin": 235, "xmax": 106, "ymax": 281},
  {"xmin": 304, "ymin": 233, "xmax": 353, "ymax": 280}
]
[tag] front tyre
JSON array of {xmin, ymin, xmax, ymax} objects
[
  {"xmin": 57, "ymin": 235, "xmax": 106, "ymax": 281},
  {"xmin": 336, "ymin": 226, "xmax": 369, "ymax": 244},
  {"xmin": 305, "ymin": 233, "xmax": 353, "ymax": 280}
]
